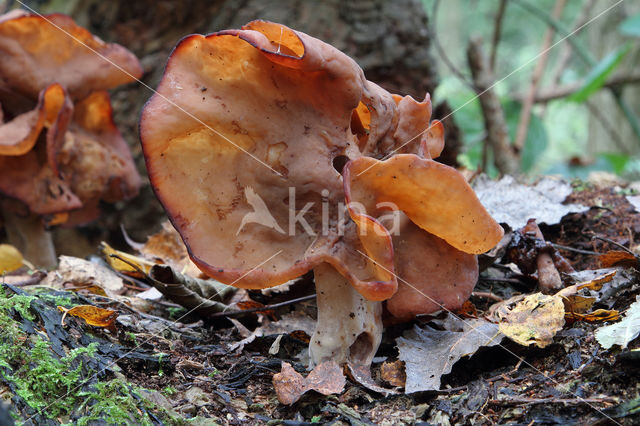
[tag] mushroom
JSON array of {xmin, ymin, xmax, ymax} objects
[
  {"xmin": 0, "ymin": 11, "xmax": 142, "ymax": 267},
  {"xmin": 140, "ymin": 21, "xmax": 503, "ymax": 368},
  {"xmin": 507, "ymin": 218, "xmax": 574, "ymax": 293}
]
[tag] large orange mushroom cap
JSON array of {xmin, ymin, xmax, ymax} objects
[
  {"xmin": 141, "ymin": 20, "xmax": 503, "ymax": 315},
  {"xmin": 0, "ymin": 11, "xmax": 141, "ymax": 222}
]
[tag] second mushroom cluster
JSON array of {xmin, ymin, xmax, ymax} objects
[
  {"xmin": 0, "ymin": 11, "xmax": 141, "ymax": 267},
  {"xmin": 140, "ymin": 21, "xmax": 504, "ymax": 368}
]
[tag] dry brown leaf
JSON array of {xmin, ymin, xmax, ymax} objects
[
  {"xmin": 59, "ymin": 305, "xmax": 118, "ymax": 327},
  {"xmin": 272, "ymin": 361, "xmax": 345, "ymax": 405},
  {"xmin": 566, "ymin": 309, "xmax": 620, "ymax": 323},
  {"xmin": 380, "ymin": 360, "xmax": 406, "ymax": 388},
  {"xmin": 140, "ymin": 221, "xmax": 188, "ymax": 266},
  {"xmin": 558, "ymin": 270, "xmax": 617, "ymax": 314},
  {"xmin": 347, "ymin": 363, "xmax": 398, "ymax": 396},
  {"xmin": 491, "ymin": 293, "xmax": 565, "ymax": 348},
  {"xmin": 43, "ymin": 256, "xmax": 124, "ymax": 297},
  {"xmin": 453, "ymin": 300, "xmax": 478, "ymax": 318},
  {"xmin": 0, "ymin": 244, "xmax": 24, "ymax": 274},
  {"xmin": 599, "ymin": 250, "xmax": 639, "ymax": 268}
]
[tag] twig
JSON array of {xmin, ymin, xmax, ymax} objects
[
  {"xmin": 511, "ymin": 0, "xmax": 640, "ymax": 144},
  {"xmin": 467, "ymin": 37, "xmax": 520, "ymax": 175},
  {"xmin": 584, "ymin": 101, "xmax": 628, "ymax": 154},
  {"xmin": 519, "ymin": 72, "xmax": 640, "ymax": 103},
  {"xmin": 551, "ymin": 243, "xmax": 599, "ymax": 256},
  {"xmin": 489, "ymin": 396, "xmax": 617, "ymax": 406},
  {"xmin": 431, "ymin": 0, "xmax": 475, "ymax": 90},
  {"xmin": 514, "ymin": 0, "xmax": 566, "ymax": 152},
  {"xmin": 548, "ymin": 0, "xmax": 597, "ymax": 87},
  {"xmin": 208, "ymin": 294, "xmax": 316, "ymax": 318},
  {"xmin": 2, "ymin": 271, "xmax": 46, "ymax": 287},
  {"xmin": 471, "ymin": 291, "xmax": 503, "ymax": 302},
  {"xmin": 489, "ymin": 0, "xmax": 508, "ymax": 72},
  {"xmin": 480, "ymin": 277, "xmax": 525, "ymax": 285},
  {"xmin": 592, "ymin": 235, "xmax": 635, "ymax": 256}
]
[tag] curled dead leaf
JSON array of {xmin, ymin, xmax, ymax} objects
[
  {"xmin": 566, "ymin": 309, "xmax": 620, "ymax": 323},
  {"xmin": 272, "ymin": 361, "xmax": 345, "ymax": 405},
  {"xmin": 102, "ymin": 242, "xmax": 155, "ymax": 278},
  {"xmin": 59, "ymin": 305, "xmax": 118, "ymax": 327},
  {"xmin": 599, "ymin": 250, "xmax": 639, "ymax": 269}
]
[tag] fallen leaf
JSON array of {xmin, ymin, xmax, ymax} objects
[
  {"xmin": 568, "ymin": 268, "xmax": 637, "ymax": 309},
  {"xmin": 59, "ymin": 305, "xmax": 118, "ymax": 327},
  {"xmin": 0, "ymin": 244, "xmax": 24, "ymax": 274},
  {"xmin": 490, "ymin": 293, "xmax": 565, "ymax": 348},
  {"xmin": 599, "ymin": 250, "xmax": 639, "ymax": 269},
  {"xmin": 595, "ymin": 296, "xmax": 640, "ymax": 349},
  {"xmin": 558, "ymin": 270, "xmax": 617, "ymax": 314},
  {"xmin": 397, "ymin": 315, "xmax": 502, "ymax": 393},
  {"xmin": 473, "ymin": 175, "xmax": 588, "ymax": 229},
  {"xmin": 43, "ymin": 256, "xmax": 124, "ymax": 297},
  {"xmin": 567, "ymin": 309, "xmax": 620, "ymax": 323},
  {"xmin": 347, "ymin": 363, "xmax": 398, "ymax": 396},
  {"xmin": 272, "ymin": 361, "xmax": 345, "ymax": 405},
  {"xmin": 454, "ymin": 300, "xmax": 478, "ymax": 318},
  {"xmin": 102, "ymin": 242, "xmax": 155, "ymax": 277},
  {"xmin": 380, "ymin": 360, "xmax": 406, "ymax": 388}
]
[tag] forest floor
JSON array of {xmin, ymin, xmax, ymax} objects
[{"xmin": 1, "ymin": 179, "xmax": 640, "ymax": 425}]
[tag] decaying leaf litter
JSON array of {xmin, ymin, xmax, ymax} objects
[{"xmin": 1, "ymin": 177, "xmax": 640, "ymax": 424}]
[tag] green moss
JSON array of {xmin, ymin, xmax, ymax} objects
[
  {"xmin": 37, "ymin": 293, "xmax": 75, "ymax": 308},
  {"xmin": 163, "ymin": 385, "xmax": 178, "ymax": 396},
  {"xmin": 0, "ymin": 288, "xmax": 187, "ymax": 424}
]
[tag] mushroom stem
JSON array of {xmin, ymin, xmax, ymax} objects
[
  {"xmin": 1, "ymin": 202, "xmax": 56, "ymax": 269},
  {"xmin": 309, "ymin": 263, "xmax": 383, "ymax": 368}
]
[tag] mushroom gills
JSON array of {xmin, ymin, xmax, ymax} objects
[{"xmin": 309, "ymin": 263, "xmax": 383, "ymax": 367}]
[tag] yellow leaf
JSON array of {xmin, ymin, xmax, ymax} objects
[
  {"xmin": 59, "ymin": 305, "xmax": 118, "ymax": 327},
  {"xmin": 101, "ymin": 242, "xmax": 154, "ymax": 277},
  {"xmin": 492, "ymin": 293, "xmax": 565, "ymax": 348},
  {"xmin": 0, "ymin": 244, "xmax": 24, "ymax": 274}
]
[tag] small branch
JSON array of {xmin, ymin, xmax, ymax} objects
[
  {"xmin": 519, "ymin": 72, "xmax": 640, "ymax": 103},
  {"xmin": 489, "ymin": 396, "xmax": 617, "ymax": 406},
  {"xmin": 431, "ymin": 0, "xmax": 475, "ymax": 90},
  {"xmin": 584, "ymin": 101, "xmax": 629, "ymax": 154},
  {"xmin": 471, "ymin": 291, "xmax": 503, "ymax": 302},
  {"xmin": 208, "ymin": 294, "xmax": 316, "ymax": 318},
  {"xmin": 467, "ymin": 37, "xmax": 520, "ymax": 175},
  {"xmin": 514, "ymin": 0, "xmax": 566, "ymax": 152},
  {"xmin": 548, "ymin": 0, "xmax": 597, "ymax": 87},
  {"xmin": 489, "ymin": 0, "xmax": 508, "ymax": 72},
  {"xmin": 551, "ymin": 243, "xmax": 599, "ymax": 256},
  {"xmin": 512, "ymin": 0, "xmax": 640, "ymax": 144}
]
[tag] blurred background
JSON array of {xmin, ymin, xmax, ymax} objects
[{"xmin": 2, "ymin": 0, "xmax": 639, "ymax": 256}]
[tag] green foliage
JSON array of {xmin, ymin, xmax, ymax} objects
[
  {"xmin": 619, "ymin": 12, "xmax": 640, "ymax": 37},
  {"xmin": 503, "ymin": 101, "xmax": 548, "ymax": 173},
  {"xmin": 163, "ymin": 385, "xmax": 178, "ymax": 396},
  {"xmin": 569, "ymin": 43, "xmax": 632, "ymax": 103}
]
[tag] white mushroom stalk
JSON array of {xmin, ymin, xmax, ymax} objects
[{"xmin": 309, "ymin": 263, "xmax": 383, "ymax": 367}]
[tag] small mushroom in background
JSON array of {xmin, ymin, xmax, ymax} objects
[
  {"xmin": 506, "ymin": 218, "xmax": 575, "ymax": 293},
  {"xmin": 140, "ymin": 21, "xmax": 503, "ymax": 370},
  {"xmin": 0, "ymin": 11, "xmax": 142, "ymax": 267}
]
